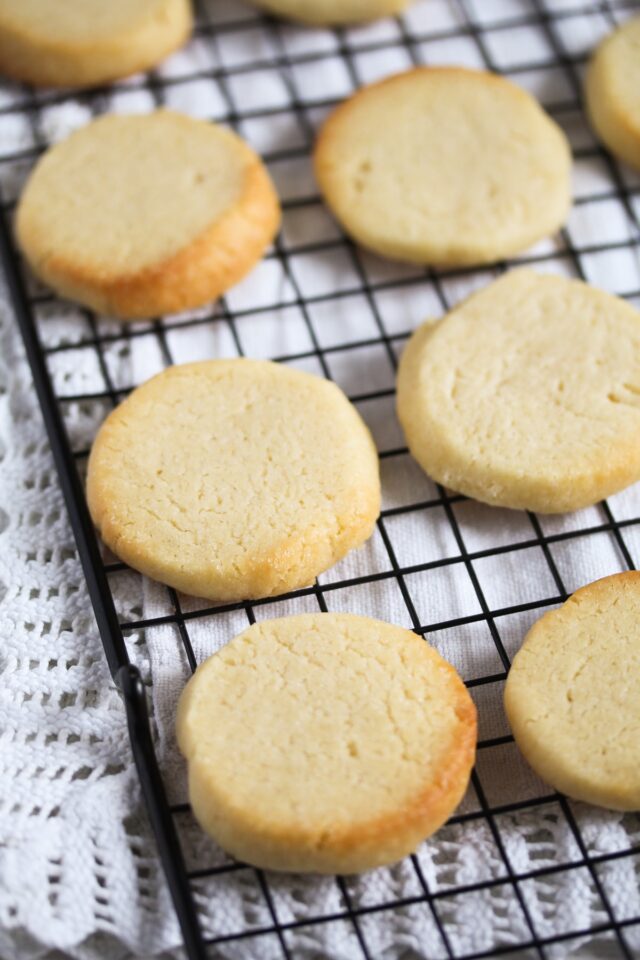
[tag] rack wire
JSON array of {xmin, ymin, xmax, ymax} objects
[{"xmin": 1, "ymin": 0, "xmax": 640, "ymax": 957}]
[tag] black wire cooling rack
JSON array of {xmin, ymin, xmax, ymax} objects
[{"xmin": 1, "ymin": 0, "xmax": 640, "ymax": 957}]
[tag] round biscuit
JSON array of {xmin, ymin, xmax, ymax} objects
[
  {"xmin": 16, "ymin": 111, "xmax": 280, "ymax": 320},
  {"xmin": 396, "ymin": 269, "xmax": 640, "ymax": 513},
  {"xmin": 505, "ymin": 572, "xmax": 640, "ymax": 811},
  {"xmin": 314, "ymin": 67, "xmax": 571, "ymax": 267},
  {"xmin": 0, "ymin": 0, "xmax": 192, "ymax": 88},
  {"xmin": 177, "ymin": 613, "xmax": 477, "ymax": 873},
  {"xmin": 86, "ymin": 359, "xmax": 381, "ymax": 601},
  {"xmin": 246, "ymin": 0, "xmax": 409, "ymax": 25},
  {"xmin": 586, "ymin": 14, "xmax": 640, "ymax": 172}
]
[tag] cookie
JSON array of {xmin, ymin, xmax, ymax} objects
[
  {"xmin": 505, "ymin": 572, "xmax": 640, "ymax": 811},
  {"xmin": 314, "ymin": 67, "xmax": 571, "ymax": 266},
  {"xmin": 16, "ymin": 112, "xmax": 280, "ymax": 320},
  {"xmin": 586, "ymin": 14, "xmax": 640, "ymax": 172},
  {"xmin": 0, "ymin": 0, "xmax": 192, "ymax": 88},
  {"xmin": 247, "ymin": 0, "xmax": 409, "ymax": 25},
  {"xmin": 177, "ymin": 612, "xmax": 477, "ymax": 873},
  {"xmin": 87, "ymin": 360, "xmax": 380, "ymax": 601},
  {"xmin": 397, "ymin": 269, "xmax": 640, "ymax": 513}
]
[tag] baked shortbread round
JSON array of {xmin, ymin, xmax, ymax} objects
[
  {"xmin": 314, "ymin": 68, "xmax": 571, "ymax": 266},
  {"xmin": 248, "ymin": 0, "xmax": 409, "ymax": 25},
  {"xmin": 396, "ymin": 269, "xmax": 640, "ymax": 513},
  {"xmin": 0, "ymin": 0, "xmax": 192, "ymax": 89},
  {"xmin": 177, "ymin": 613, "xmax": 477, "ymax": 873},
  {"xmin": 87, "ymin": 360, "xmax": 380, "ymax": 600},
  {"xmin": 505, "ymin": 572, "xmax": 640, "ymax": 811},
  {"xmin": 16, "ymin": 111, "xmax": 280, "ymax": 320},
  {"xmin": 586, "ymin": 14, "xmax": 640, "ymax": 171}
]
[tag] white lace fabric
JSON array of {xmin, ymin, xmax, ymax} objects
[{"xmin": 1, "ymin": 0, "xmax": 640, "ymax": 957}]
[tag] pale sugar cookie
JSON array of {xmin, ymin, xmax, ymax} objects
[
  {"xmin": 0, "ymin": 0, "xmax": 192, "ymax": 89},
  {"xmin": 396, "ymin": 269, "xmax": 640, "ymax": 513},
  {"xmin": 87, "ymin": 360, "xmax": 380, "ymax": 601},
  {"xmin": 248, "ymin": 0, "xmax": 410, "ymax": 25},
  {"xmin": 586, "ymin": 14, "xmax": 640, "ymax": 171},
  {"xmin": 505, "ymin": 572, "xmax": 640, "ymax": 811},
  {"xmin": 16, "ymin": 111, "xmax": 280, "ymax": 320},
  {"xmin": 314, "ymin": 67, "xmax": 571, "ymax": 266},
  {"xmin": 177, "ymin": 613, "xmax": 477, "ymax": 873}
]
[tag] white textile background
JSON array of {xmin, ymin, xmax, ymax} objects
[{"xmin": 1, "ymin": 0, "xmax": 640, "ymax": 957}]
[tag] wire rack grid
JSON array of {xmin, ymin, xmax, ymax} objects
[{"xmin": 1, "ymin": 0, "xmax": 640, "ymax": 957}]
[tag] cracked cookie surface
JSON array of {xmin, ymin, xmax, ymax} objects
[
  {"xmin": 86, "ymin": 359, "xmax": 380, "ymax": 601},
  {"xmin": 177, "ymin": 612, "xmax": 477, "ymax": 873},
  {"xmin": 314, "ymin": 67, "xmax": 571, "ymax": 266},
  {"xmin": 396, "ymin": 269, "xmax": 640, "ymax": 513},
  {"xmin": 505, "ymin": 572, "xmax": 640, "ymax": 811}
]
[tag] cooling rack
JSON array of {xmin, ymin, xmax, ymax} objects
[{"xmin": 1, "ymin": 0, "xmax": 640, "ymax": 957}]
